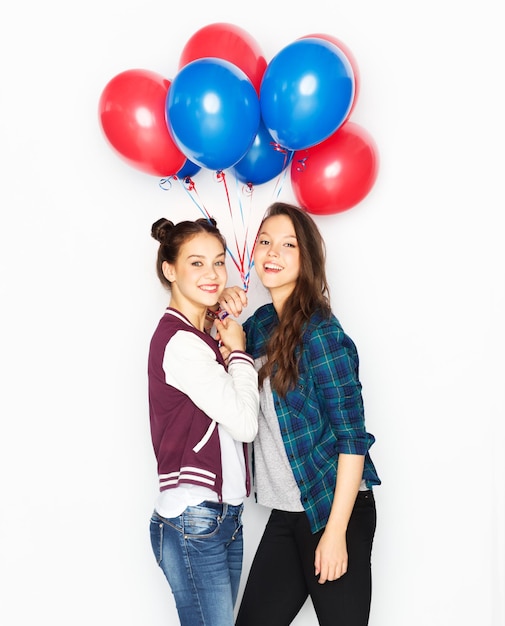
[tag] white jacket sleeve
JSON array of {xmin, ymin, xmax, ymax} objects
[{"xmin": 162, "ymin": 330, "xmax": 259, "ymax": 442}]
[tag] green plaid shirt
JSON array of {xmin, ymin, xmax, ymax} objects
[{"xmin": 244, "ymin": 303, "xmax": 381, "ymax": 533}]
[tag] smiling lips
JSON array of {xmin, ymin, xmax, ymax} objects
[
  {"xmin": 200, "ymin": 284, "xmax": 220, "ymax": 293},
  {"xmin": 264, "ymin": 263, "xmax": 283, "ymax": 272}
]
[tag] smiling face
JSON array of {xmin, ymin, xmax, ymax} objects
[
  {"xmin": 253, "ymin": 214, "xmax": 300, "ymax": 308},
  {"xmin": 163, "ymin": 232, "xmax": 227, "ymax": 315}
]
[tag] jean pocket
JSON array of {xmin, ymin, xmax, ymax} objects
[{"xmin": 182, "ymin": 503, "xmax": 222, "ymax": 538}]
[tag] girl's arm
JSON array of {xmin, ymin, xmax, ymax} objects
[
  {"xmin": 307, "ymin": 320, "xmax": 370, "ymax": 584},
  {"xmin": 314, "ymin": 453, "xmax": 365, "ymax": 583},
  {"xmin": 163, "ymin": 330, "xmax": 259, "ymax": 442}
]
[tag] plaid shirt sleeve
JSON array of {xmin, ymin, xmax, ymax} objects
[{"xmin": 306, "ymin": 317, "xmax": 371, "ymax": 456}]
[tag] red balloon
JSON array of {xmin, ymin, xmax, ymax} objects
[
  {"xmin": 98, "ymin": 69, "xmax": 186, "ymax": 177},
  {"xmin": 179, "ymin": 23, "xmax": 267, "ymax": 94},
  {"xmin": 290, "ymin": 122, "xmax": 379, "ymax": 215},
  {"xmin": 299, "ymin": 33, "xmax": 360, "ymax": 119}
]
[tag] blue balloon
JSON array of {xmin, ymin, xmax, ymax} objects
[
  {"xmin": 167, "ymin": 58, "xmax": 260, "ymax": 171},
  {"xmin": 176, "ymin": 158, "xmax": 201, "ymax": 179},
  {"xmin": 232, "ymin": 119, "xmax": 293, "ymax": 185},
  {"xmin": 260, "ymin": 38, "xmax": 355, "ymax": 151}
]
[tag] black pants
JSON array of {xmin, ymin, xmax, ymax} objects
[{"xmin": 236, "ymin": 491, "xmax": 376, "ymax": 626}]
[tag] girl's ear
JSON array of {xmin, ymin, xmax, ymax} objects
[{"xmin": 162, "ymin": 261, "xmax": 175, "ymax": 283}]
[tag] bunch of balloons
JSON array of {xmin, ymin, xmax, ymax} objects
[{"xmin": 98, "ymin": 23, "xmax": 379, "ymax": 214}]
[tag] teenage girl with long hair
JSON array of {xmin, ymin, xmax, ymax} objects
[{"xmin": 219, "ymin": 202, "xmax": 380, "ymax": 626}]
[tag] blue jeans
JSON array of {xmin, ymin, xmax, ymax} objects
[{"xmin": 150, "ymin": 501, "xmax": 244, "ymax": 626}]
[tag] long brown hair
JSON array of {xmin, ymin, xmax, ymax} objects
[{"xmin": 257, "ymin": 203, "xmax": 331, "ymax": 396}]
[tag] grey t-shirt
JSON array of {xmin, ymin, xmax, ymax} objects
[
  {"xmin": 254, "ymin": 366, "xmax": 305, "ymax": 512},
  {"xmin": 253, "ymin": 363, "xmax": 368, "ymax": 512}
]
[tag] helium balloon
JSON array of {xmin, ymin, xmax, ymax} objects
[
  {"xmin": 179, "ymin": 22, "xmax": 267, "ymax": 94},
  {"xmin": 232, "ymin": 119, "xmax": 293, "ymax": 185},
  {"xmin": 98, "ymin": 69, "xmax": 185, "ymax": 177},
  {"xmin": 290, "ymin": 122, "xmax": 379, "ymax": 214},
  {"xmin": 176, "ymin": 159, "xmax": 201, "ymax": 179},
  {"xmin": 167, "ymin": 58, "xmax": 260, "ymax": 171},
  {"xmin": 299, "ymin": 33, "xmax": 360, "ymax": 119},
  {"xmin": 260, "ymin": 38, "xmax": 354, "ymax": 151}
]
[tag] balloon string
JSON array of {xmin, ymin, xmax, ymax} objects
[
  {"xmin": 230, "ymin": 144, "xmax": 294, "ymax": 286},
  {"xmin": 160, "ymin": 172, "xmax": 258, "ymax": 293},
  {"xmin": 234, "ymin": 178, "xmax": 256, "ymax": 292},
  {"xmin": 270, "ymin": 142, "xmax": 289, "ymax": 154},
  {"xmin": 235, "ymin": 179, "xmax": 256, "ymax": 292},
  {"xmin": 234, "ymin": 176, "xmax": 248, "ymax": 229},
  {"xmin": 272, "ymin": 151, "xmax": 294, "ymax": 199},
  {"xmin": 215, "ymin": 170, "xmax": 257, "ymax": 292},
  {"xmin": 215, "ymin": 170, "xmax": 248, "ymax": 285},
  {"xmin": 174, "ymin": 173, "xmax": 247, "ymax": 286},
  {"xmin": 215, "ymin": 170, "xmax": 232, "ymax": 209},
  {"xmin": 174, "ymin": 176, "xmax": 214, "ymax": 221},
  {"xmin": 159, "ymin": 177, "xmax": 173, "ymax": 191}
]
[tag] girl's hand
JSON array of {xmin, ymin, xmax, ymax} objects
[
  {"xmin": 214, "ymin": 317, "xmax": 246, "ymax": 353},
  {"xmin": 219, "ymin": 286, "xmax": 248, "ymax": 317},
  {"xmin": 314, "ymin": 529, "xmax": 348, "ymax": 584},
  {"xmin": 218, "ymin": 342, "xmax": 231, "ymax": 364}
]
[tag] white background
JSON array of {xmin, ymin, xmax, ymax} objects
[{"xmin": 1, "ymin": 1, "xmax": 504, "ymax": 624}]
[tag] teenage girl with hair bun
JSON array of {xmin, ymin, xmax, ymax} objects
[{"xmin": 148, "ymin": 217, "xmax": 259, "ymax": 626}]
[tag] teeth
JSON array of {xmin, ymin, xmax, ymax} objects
[{"xmin": 265, "ymin": 264, "xmax": 282, "ymax": 271}]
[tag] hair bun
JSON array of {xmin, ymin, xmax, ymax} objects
[
  {"xmin": 195, "ymin": 216, "xmax": 217, "ymax": 228},
  {"xmin": 151, "ymin": 218, "xmax": 174, "ymax": 243}
]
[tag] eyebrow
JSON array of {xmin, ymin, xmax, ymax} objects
[
  {"xmin": 258, "ymin": 231, "xmax": 297, "ymax": 239},
  {"xmin": 186, "ymin": 252, "xmax": 226, "ymax": 260}
]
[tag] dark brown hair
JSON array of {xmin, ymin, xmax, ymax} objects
[
  {"xmin": 151, "ymin": 217, "xmax": 226, "ymax": 289},
  {"xmin": 257, "ymin": 202, "xmax": 331, "ymax": 396}
]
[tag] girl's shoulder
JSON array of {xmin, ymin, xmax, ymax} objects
[
  {"xmin": 305, "ymin": 309, "xmax": 342, "ymax": 333},
  {"xmin": 243, "ymin": 304, "xmax": 277, "ymax": 357},
  {"xmin": 303, "ymin": 310, "xmax": 357, "ymax": 346},
  {"xmin": 245, "ymin": 303, "xmax": 277, "ymax": 329}
]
